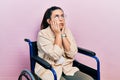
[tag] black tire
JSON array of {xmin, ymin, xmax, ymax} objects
[{"xmin": 18, "ymin": 69, "xmax": 35, "ymax": 80}]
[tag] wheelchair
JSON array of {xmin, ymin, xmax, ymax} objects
[{"xmin": 18, "ymin": 39, "xmax": 100, "ymax": 80}]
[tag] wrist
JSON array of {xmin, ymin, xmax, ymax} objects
[{"xmin": 55, "ymin": 33, "xmax": 61, "ymax": 38}]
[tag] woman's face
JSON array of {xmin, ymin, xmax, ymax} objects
[{"xmin": 50, "ymin": 9, "xmax": 65, "ymax": 29}]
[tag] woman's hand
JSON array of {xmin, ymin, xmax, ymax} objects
[
  {"xmin": 50, "ymin": 18, "xmax": 63, "ymax": 48},
  {"xmin": 50, "ymin": 19, "xmax": 61, "ymax": 36},
  {"xmin": 61, "ymin": 27, "xmax": 65, "ymax": 34}
]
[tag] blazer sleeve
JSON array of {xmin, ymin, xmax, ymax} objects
[
  {"xmin": 37, "ymin": 31, "xmax": 64, "ymax": 61},
  {"xmin": 64, "ymin": 28, "xmax": 78, "ymax": 58}
]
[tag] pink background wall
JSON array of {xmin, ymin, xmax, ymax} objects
[{"xmin": 0, "ymin": 0, "xmax": 120, "ymax": 80}]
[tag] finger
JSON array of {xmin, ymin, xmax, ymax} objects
[
  {"xmin": 54, "ymin": 16, "xmax": 59, "ymax": 21},
  {"xmin": 55, "ymin": 18, "xmax": 59, "ymax": 26},
  {"xmin": 55, "ymin": 21, "xmax": 60, "ymax": 30},
  {"xmin": 62, "ymin": 27, "xmax": 65, "ymax": 33},
  {"xmin": 52, "ymin": 20, "xmax": 58, "ymax": 32},
  {"xmin": 51, "ymin": 20, "xmax": 55, "ymax": 31}
]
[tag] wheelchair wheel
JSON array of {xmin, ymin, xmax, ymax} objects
[{"xmin": 18, "ymin": 69, "xmax": 35, "ymax": 80}]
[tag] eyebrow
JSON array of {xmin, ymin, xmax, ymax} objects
[{"xmin": 55, "ymin": 13, "xmax": 64, "ymax": 16}]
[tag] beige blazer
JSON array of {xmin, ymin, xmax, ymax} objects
[{"xmin": 35, "ymin": 27, "xmax": 79, "ymax": 80}]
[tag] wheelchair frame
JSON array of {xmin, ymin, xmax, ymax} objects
[{"xmin": 18, "ymin": 39, "xmax": 100, "ymax": 80}]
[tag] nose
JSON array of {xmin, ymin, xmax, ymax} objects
[{"xmin": 59, "ymin": 16, "xmax": 64, "ymax": 21}]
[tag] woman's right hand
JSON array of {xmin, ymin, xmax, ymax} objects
[
  {"xmin": 50, "ymin": 19, "xmax": 61, "ymax": 36},
  {"xmin": 50, "ymin": 18, "xmax": 63, "ymax": 48}
]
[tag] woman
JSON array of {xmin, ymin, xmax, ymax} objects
[{"xmin": 35, "ymin": 6, "xmax": 94, "ymax": 80}]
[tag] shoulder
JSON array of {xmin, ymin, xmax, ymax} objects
[{"xmin": 38, "ymin": 27, "xmax": 51, "ymax": 36}]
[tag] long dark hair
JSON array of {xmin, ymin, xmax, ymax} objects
[{"xmin": 40, "ymin": 6, "xmax": 63, "ymax": 30}]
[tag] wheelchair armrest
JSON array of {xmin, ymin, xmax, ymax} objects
[
  {"xmin": 32, "ymin": 56, "xmax": 52, "ymax": 69},
  {"xmin": 77, "ymin": 47, "xmax": 96, "ymax": 57},
  {"xmin": 32, "ymin": 56, "xmax": 57, "ymax": 80},
  {"xmin": 77, "ymin": 47, "xmax": 100, "ymax": 80}
]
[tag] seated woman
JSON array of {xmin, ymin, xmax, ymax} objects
[{"xmin": 35, "ymin": 6, "xmax": 94, "ymax": 80}]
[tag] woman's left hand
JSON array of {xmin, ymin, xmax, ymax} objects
[{"xmin": 61, "ymin": 27, "xmax": 65, "ymax": 34}]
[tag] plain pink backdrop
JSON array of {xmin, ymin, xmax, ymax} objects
[{"xmin": 0, "ymin": 0, "xmax": 120, "ymax": 80}]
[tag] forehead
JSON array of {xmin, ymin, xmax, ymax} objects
[{"xmin": 51, "ymin": 9, "xmax": 64, "ymax": 16}]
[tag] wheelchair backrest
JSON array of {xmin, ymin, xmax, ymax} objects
[
  {"xmin": 25, "ymin": 39, "xmax": 38, "ymax": 73},
  {"xmin": 29, "ymin": 41, "xmax": 38, "ymax": 57}
]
